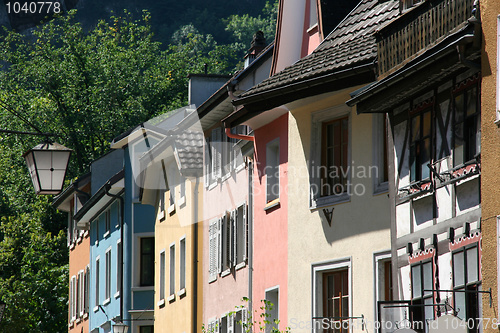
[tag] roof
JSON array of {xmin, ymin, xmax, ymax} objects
[
  {"xmin": 52, "ymin": 173, "xmax": 91, "ymax": 211},
  {"xmin": 234, "ymin": 0, "xmax": 399, "ymax": 102}
]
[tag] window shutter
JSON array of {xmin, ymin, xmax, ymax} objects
[
  {"xmin": 242, "ymin": 308, "xmax": 248, "ymax": 328},
  {"xmin": 224, "ymin": 214, "xmax": 231, "ymax": 268},
  {"xmin": 243, "ymin": 203, "xmax": 248, "ymax": 262},
  {"xmin": 232, "ymin": 210, "xmax": 237, "ymax": 267},
  {"xmin": 215, "ymin": 128, "xmax": 222, "ymax": 180},
  {"xmin": 217, "ymin": 218, "xmax": 222, "ymax": 274},
  {"xmin": 205, "ymin": 137, "xmax": 211, "ymax": 187},
  {"xmin": 79, "ymin": 270, "xmax": 85, "ymax": 317},
  {"xmin": 227, "ymin": 314, "xmax": 234, "ymax": 333},
  {"xmin": 85, "ymin": 266, "xmax": 90, "ymax": 314},
  {"xmin": 69, "ymin": 277, "xmax": 73, "ymax": 322},
  {"xmin": 209, "ymin": 220, "xmax": 217, "ymax": 280}
]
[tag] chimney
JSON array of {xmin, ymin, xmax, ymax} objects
[{"xmin": 244, "ymin": 31, "xmax": 267, "ymax": 68}]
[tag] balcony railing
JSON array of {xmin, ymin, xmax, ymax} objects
[{"xmin": 376, "ymin": 0, "xmax": 475, "ymax": 77}]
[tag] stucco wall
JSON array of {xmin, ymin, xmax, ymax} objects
[
  {"xmin": 202, "ymin": 166, "xmax": 250, "ymax": 324},
  {"xmin": 69, "ymin": 235, "xmax": 90, "ymax": 333},
  {"xmin": 252, "ymin": 113, "xmax": 289, "ymax": 331},
  {"xmin": 480, "ymin": 1, "xmax": 500, "ymax": 330},
  {"xmin": 287, "ymin": 89, "xmax": 391, "ymax": 332}
]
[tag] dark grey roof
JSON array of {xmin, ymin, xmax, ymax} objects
[
  {"xmin": 237, "ymin": 0, "xmax": 399, "ymax": 99},
  {"xmin": 174, "ymin": 130, "xmax": 204, "ymax": 174}
]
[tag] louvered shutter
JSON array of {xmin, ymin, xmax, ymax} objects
[
  {"xmin": 242, "ymin": 308, "xmax": 248, "ymax": 331},
  {"xmin": 232, "ymin": 210, "xmax": 237, "ymax": 267},
  {"xmin": 214, "ymin": 128, "xmax": 222, "ymax": 180},
  {"xmin": 204, "ymin": 137, "xmax": 211, "ymax": 186},
  {"xmin": 79, "ymin": 270, "xmax": 85, "ymax": 317},
  {"xmin": 243, "ymin": 203, "xmax": 248, "ymax": 262},
  {"xmin": 227, "ymin": 314, "xmax": 234, "ymax": 333},
  {"xmin": 209, "ymin": 220, "xmax": 217, "ymax": 280},
  {"xmin": 217, "ymin": 218, "xmax": 222, "ymax": 274}
]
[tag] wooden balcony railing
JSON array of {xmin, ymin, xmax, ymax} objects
[{"xmin": 376, "ymin": 0, "xmax": 475, "ymax": 77}]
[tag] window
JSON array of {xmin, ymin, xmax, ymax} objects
[
  {"xmin": 453, "ymin": 79, "xmax": 480, "ymax": 166},
  {"xmin": 79, "ymin": 269, "xmax": 85, "ymax": 317},
  {"xmin": 235, "ymin": 204, "xmax": 247, "ymax": 266},
  {"xmin": 95, "ymin": 218, "xmax": 99, "ymax": 245},
  {"xmin": 105, "ymin": 248, "xmax": 111, "ymax": 302},
  {"xmin": 234, "ymin": 308, "xmax": 248, "ymax": 333},
  {"xmin": 222, "ymin": 214, "xmax": 232, "ymax": 272},
  {"xmin": 116, "ymin": 240, "xmax": 122, "ymax": 296},
  {"xmin": 159, "ymin": 250, "xmax": 165, "ymax": 302},
  {"xmin": 169, "ymin": 243, "xmax": 175, "ymax": 298},
  {"xmin": 321, "ymin": 117, "xmax": 349, "ymax": 196},
  {"xmin": 205, "ymin": 126, "xmax": 249, "ymax": 188},
  {"xmin": 140, "ymin": 237, "xmax": 155, "ymax": 286},
  {"xmin": 105, "ymin": 209, "xmax": 111, "ymax": 236},
  {"xmin": 85, "ymin": 266, "xmax": 90, "ymax": 314},
  {"xmin": 410, "ymin": 108, "xmax": 432, "ymax": 182},
  {"xmin": 180, "ymin": 238, "xmax": 186, "ymax": 290},
  {"xmin": 70, "ymin": 275, "xmax": 77, "ymax": 322},
  {"xmin": 309, "ymin": 0, "xmax": 318, "ymax": 28},
  {"xmin": 323, "ymin": 269, "xmax": 349, "ymax": 332},
  {"xmin": 95, "ymin": 257, "xmax": 100, "ymax": 308},
  {"xmin": 266, "ymin": 139, "xmax": 280, "ymax": 203},
  {"xmin": 265, "ymin": 288, "xmax": 279, "ymax": 333},
  {"xmin": 410, "ymin": 260, "xmax": 434, "ymax": 331},
  {"xmin": 452, "ymin": 244, "xmax": 480, "ymax": 331},
  {"xmin": 139, "ymin": 326, "xmax": 154, "ymax": 333}
]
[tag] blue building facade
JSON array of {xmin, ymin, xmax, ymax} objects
[{"xmin": 74, "ymin": 130, "xmax": 159, "ymax": 333}]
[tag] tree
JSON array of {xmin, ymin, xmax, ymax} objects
[{"xmin": 0, "ymin": 9, "xmax": 236, "ymax": 332}]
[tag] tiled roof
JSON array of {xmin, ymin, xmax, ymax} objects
[
  {"xmin": 238, "ymin": 0, "xmax": 399, "ymax": 98},
  {"xmin": 174, "ymin": 130, "xmax": 204, "ymax": 172}
]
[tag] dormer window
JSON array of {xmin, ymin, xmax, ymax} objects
[{"xmin": 401, "ymin": 0, "xmax": 423, "ymax": 11}]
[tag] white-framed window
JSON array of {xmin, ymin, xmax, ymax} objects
[
  {"xmin": 207, "ymin": 318, "xmax": 219, "ymax": 333},
  {"xmin": 205, "ymin": 126, "xmax": 249, "ymax": 188},
  {"xmin": 312, "ymin": 258, "xmax": 351, "ymax": 332},
  {"xmin": 95, "ymin": 256, "xmax": 100, "ymax": 309},
  {"xmin": 140, "ymin": 237, "xmax": 155, "ymax": 287},
  {"xmin": 309, "ymin": 0, "xmax": 318, "ymax": 29},
  {"xmin": 116, "ymin": 239, "xmax": 122, "ymax": 297},
  {"xmin": 179, "ymin": 176, "xmax": 186, "ymax": 207},
  {"xmin": 265, "ymin": 287, "xmax": 279, "ymax": 333},
  {"xmin": 310, "ymin": 106, "xmax": 351, "ymax": 209},
  {"xmin": 180, "ymin": 237, "xmax": 186, "ymax": 291},
  {"xmin": 169, "ymin": 242, "xmax": 176, "ymax": 300},
  {"xmin": 104, "ymin": 209, "xmax": 111, "ymax": 236},
  {"xmin": 85, "ymin": 265, "xmax": 90, "ymax": 315},
  {"xmin": 159, "ymin": 250, "xmax": 166, "ymax": 303},
  {"xmin": 70, "ymin": 275, "xmax": 77, "ymax": 322},
  {"xmin": 235, "ymin": 203, "xmax": 248, "ymax": 267},
  {"xmin": 221, "ymin": 213, "xmax": 232, "ymax": 273},
  {"xmin": 234, "ymin": 308, "xmax": 249, "ymax": 333},
  {"xmin": 373, "ymin": 114, "xmax": 389, "ymax": 194},
  {"xmin": 105, "ymin": 248, "xmax": 111, "ymax": 303},
  {"xmin": 266, "ymin": 139, "xmax": 280, "ymax": 204},
  {"xmin": 78, "ymin": 269, "xmax": 85, "ymax": 317}
]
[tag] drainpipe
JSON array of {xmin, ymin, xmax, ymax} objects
[
  {"xmin": 225, "ymin": 128, "xmax": 254, "ymax": 141},
  {"xmin": 104, "ymin": 184, "xmax": 125, "ymax": 324},
  {"xmin": 248, "ymin": 160, "xmax": 254, "ymax": 317},
  {"xmin": 192, "ymin": 177, "xmax": 200, "ymax": 333}
]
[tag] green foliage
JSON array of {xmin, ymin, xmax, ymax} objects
[
  {"xmin": 0, "ymin": 8, "xmax": 238, "ymax": 332},
  {"xmin": 223, "ymin": 0, "xmax": 278, "ymax": 57},
  {"xmin": 202, "ymin": 298, "xmax": 291, "ymax": 333}
]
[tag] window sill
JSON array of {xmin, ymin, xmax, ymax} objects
[
  {"xmin": 103, "ymin": 231, "xmax": 110, "ymax": 239},
  {"xmin": 307, "ymin": 23, "xmax": 319, "ymax": 34},
  {"xmin": 103, "ymin": 298, "xmax": 111, "ymax": 306},
  {"xmin": 235, "ymin": 262, "xmax": 246, "ymax": 271},
  {"xmin": 114, "ymin": 291, "xmax": 120, "ymax": 299},
  {"xmin": 83, "ymin": 230, "xmax": 89, "ymax": 238},
  {"xmin": 93, "ymin": 306, "xmax": 99, "ymax": 313},
  {"xmin": 207, "ymin": 182, "xmax": 218, "ymax": 191},
  {"xmin": 75, "ymin": 318, "xmax": 81, "ymax": 324},
  {"xmin": 158, "ymin": 210, "xmax": 165, "ymax": 222},
  {"xmin": 373, "ymin": 182, "xmax": 389, "ymax": 195},
  {"xmin": 495, "ymin": 117, "xmax": 500, "ymax": 126},
  {"xmin": 157, "ymin": 299, "xmax": 165, "ymax": 308},
  {"xmin": 178, "ymin": 196, "xmax": 186, "ymax": 208},
  {"xmin": 167, "ymin": 294, "xmax": 175, "ymax": 303},
  {"xmin": 221, "ymin": 269, "xmax": 231, "ymax": 278},
  {"xmin": 69, "ymin": 242, "xmax": 75, "ymax": 250},
  {"xmin": 131, "ymin": 286, "xmax": 154, "ymax": 291},
  {"xmin": 83, "ymin": 313, "xmax": 88, "ymax": 320},
  {"xmin": 208, "ymin": 276, "xmax": 217, "ymax": 284},
  {"xmin": 264, "ymin": 198, "xmax": 280, "ymax": 211},
  {"xmin": 310, "ymin": 193, "xmax": 350, "ymax": 210},
  {"xmin": 94, "ymin": 240, "xmax": 99, "ymax": 246},
  {"xmin": 177, "ymin": 288, "xmax": 186, "ymax": 298},
  {"xmin": 168, "ymin": 204, "xmax": 175, "ymax": 215},
  {"xmin": 77, "ymin": 236, "xmax": 83, "ymax": 244}
]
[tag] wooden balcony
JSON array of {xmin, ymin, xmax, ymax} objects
[{"xmin": 376, "ymin": 0, "xmax": 475, "ymax": 77}]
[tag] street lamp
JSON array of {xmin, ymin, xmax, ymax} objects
[
  {"xmin": 23, "ymin": 140, "xmax": 72, "ymax": 195},
  {"xmin": 0, "ymin": 299, "xmax": 6, "ymax": 324},
  {"xmin": 112, "ymin": 321, "xmax": 129, "ymax": 333}
]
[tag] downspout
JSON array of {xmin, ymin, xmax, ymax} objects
[
  {"xmin": 104, "ymin": 184, "xmax": 125, "ymax": 324},
  {"xmin": 192, "ymin": 177, "xmax": 200, "ymax": 333},
  {"xmin": 248, "ymin": 160, "xmax": 254, "ymax": 317}
]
